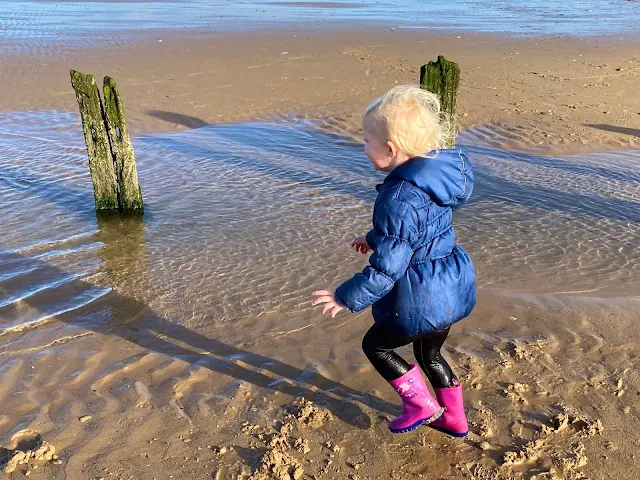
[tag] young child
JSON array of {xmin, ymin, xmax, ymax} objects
[{"xmin": 312, "ymin": 85, "xmax": 476, "ymax": 436}]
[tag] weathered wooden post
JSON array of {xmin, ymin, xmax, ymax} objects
[
  {"xmin": 103, "ymin": 77, "xmax": 144, "ymax": 212},
  {"xmin": 420, "ymin": 55, "xmax": 460, "ymax": 148},
  {"xmin": 70, "ymin": 70, "xmax": 119, "ymax": 210},
  {"xmin": 70, "ymin": 70, "xmax": 143, "ymax": 214}
]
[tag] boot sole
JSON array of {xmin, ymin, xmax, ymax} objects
[
  {"xmin": 388, "ymin": 408, "xmax": 444, "ymax": 434},
  {"xmin": 389, "ymin": 418, "xmax": 430, "ymax": 433},
  {"xmin": 428, "ymin": 424, "xmax": 469, "ymax": 438}
]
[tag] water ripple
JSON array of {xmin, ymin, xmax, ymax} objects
[
  {"xmin": 1, "ymin": 0, "xmax": 639, "ymax": 56},
  {"xmin": 1, "ymin": 110, "xmax": 639, "ymax": 339}
]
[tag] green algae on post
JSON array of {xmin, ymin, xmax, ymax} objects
[
  {"xmin": 420, "ymin": 56, "xmax": 460, "ymax": 148},
  {"xmin": 70, "ymin": 69, "xmax": 119, "ymax": 211},
  {"xmin": 103, "ymin": 76, "xmax": 144, "ymax": 213}
]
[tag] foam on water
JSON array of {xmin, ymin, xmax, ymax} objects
[{"xmin": 1, "ymin": 110, "xmax": 639, "ymax": 340}]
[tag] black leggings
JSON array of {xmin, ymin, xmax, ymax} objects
[{"xmin": 362, "ymin": 323, "xmax": 457, "ymax": 388}]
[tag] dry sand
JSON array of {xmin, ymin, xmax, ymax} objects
[{"xmin": 1, "ymin": 28, "xmax": 640, "ymax": 480}]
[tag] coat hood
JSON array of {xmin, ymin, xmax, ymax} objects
[{"xmin": 384, "ymin": 149, "xmax": 473, "ymax": 209}]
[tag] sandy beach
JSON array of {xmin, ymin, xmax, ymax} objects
[
  {"xmin": 2, "ymin": 31, "xmax": 640, "ymax": 151},
  {"xmin": 1, "ymin": 3, "xmax": 640, "ymax": 479}
]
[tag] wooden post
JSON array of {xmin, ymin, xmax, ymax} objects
[
  {"xmin": 420, "ymin": 56, "xmax": 460, "ymax": 148},
  {"xmin": 70, "ymin": 70, "xmax": 119, "ymax": 210},
  {"xmin": 103, "ymin": 77, "xmax": 144, "ymax": 213}
]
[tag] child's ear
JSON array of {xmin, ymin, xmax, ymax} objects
[{"xmin": 386, "ymin": 140, "xmax": 397, "ymax": 159}]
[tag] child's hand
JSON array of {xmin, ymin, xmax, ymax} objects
[
  {"xmin": 351, "ymin": 236, "xmax": 371, "ymax": 255},
  {"xmin": 312, "ymin": 290, "xmax": 345, "ymax": 318}
]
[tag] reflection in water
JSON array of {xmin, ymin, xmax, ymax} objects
[
  {"xmin": 1, "ymin": 110, "xmax": 640, "ymax": 342},
  {"xmin": 96, "ymin": 214, "xmax": 150, "ymax": 304}
]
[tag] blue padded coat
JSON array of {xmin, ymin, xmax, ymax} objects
[{"xmin": 334, "ymin": 149, "xmax": 476, "ymax": 336}]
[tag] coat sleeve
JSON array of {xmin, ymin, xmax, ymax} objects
[
  {"xmin": 335, "ymin": 199, "xmax": 418, "ymax": 312},
  {"xmin": 365, "ymin": 228, "xmax": 376, "ymax": 251}
]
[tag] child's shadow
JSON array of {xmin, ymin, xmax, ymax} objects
[
  {"xmin": 0, "ymin": 215, "xmax": 397, "ymax": 430},
  {"xmin": 109, "ymin": 300, "xmax": 379, "ymax": 429}
]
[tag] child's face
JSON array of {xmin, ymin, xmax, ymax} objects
[{"xmin": 363, "ymin": 127, "xmax": 395, "ymax": 172}]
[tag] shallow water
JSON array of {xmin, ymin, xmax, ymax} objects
[
  {"xmin": 1, "ymin": 110, "xmax": 639, "ymax": 343},
  {"xmin": 1, "ymin": 0, "xmax": 639, "ymax": 55}
]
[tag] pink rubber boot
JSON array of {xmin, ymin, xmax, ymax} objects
[
  {"xmin": 387, "ymin": 364, "xmax": 444, "ymax": 433},
  {"xmin": 429, "ymin": 383, "xmax": 469, "ymax": 437}
]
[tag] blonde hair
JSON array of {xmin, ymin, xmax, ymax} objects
[{"xmin": 363, "ymin": 85, "xmax": 452, "ymax": 157}]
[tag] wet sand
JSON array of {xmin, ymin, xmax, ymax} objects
[
  {"xmin": 1, "ymin": 30, "xmax": 639, "ymax": 152},
  {"xmin": 1, "ymin": 18, "xmax": 640, "ymax": 480},
  {"xmin": 2, "ymin": 283, "xmax": 639, "ymax": 479}
]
